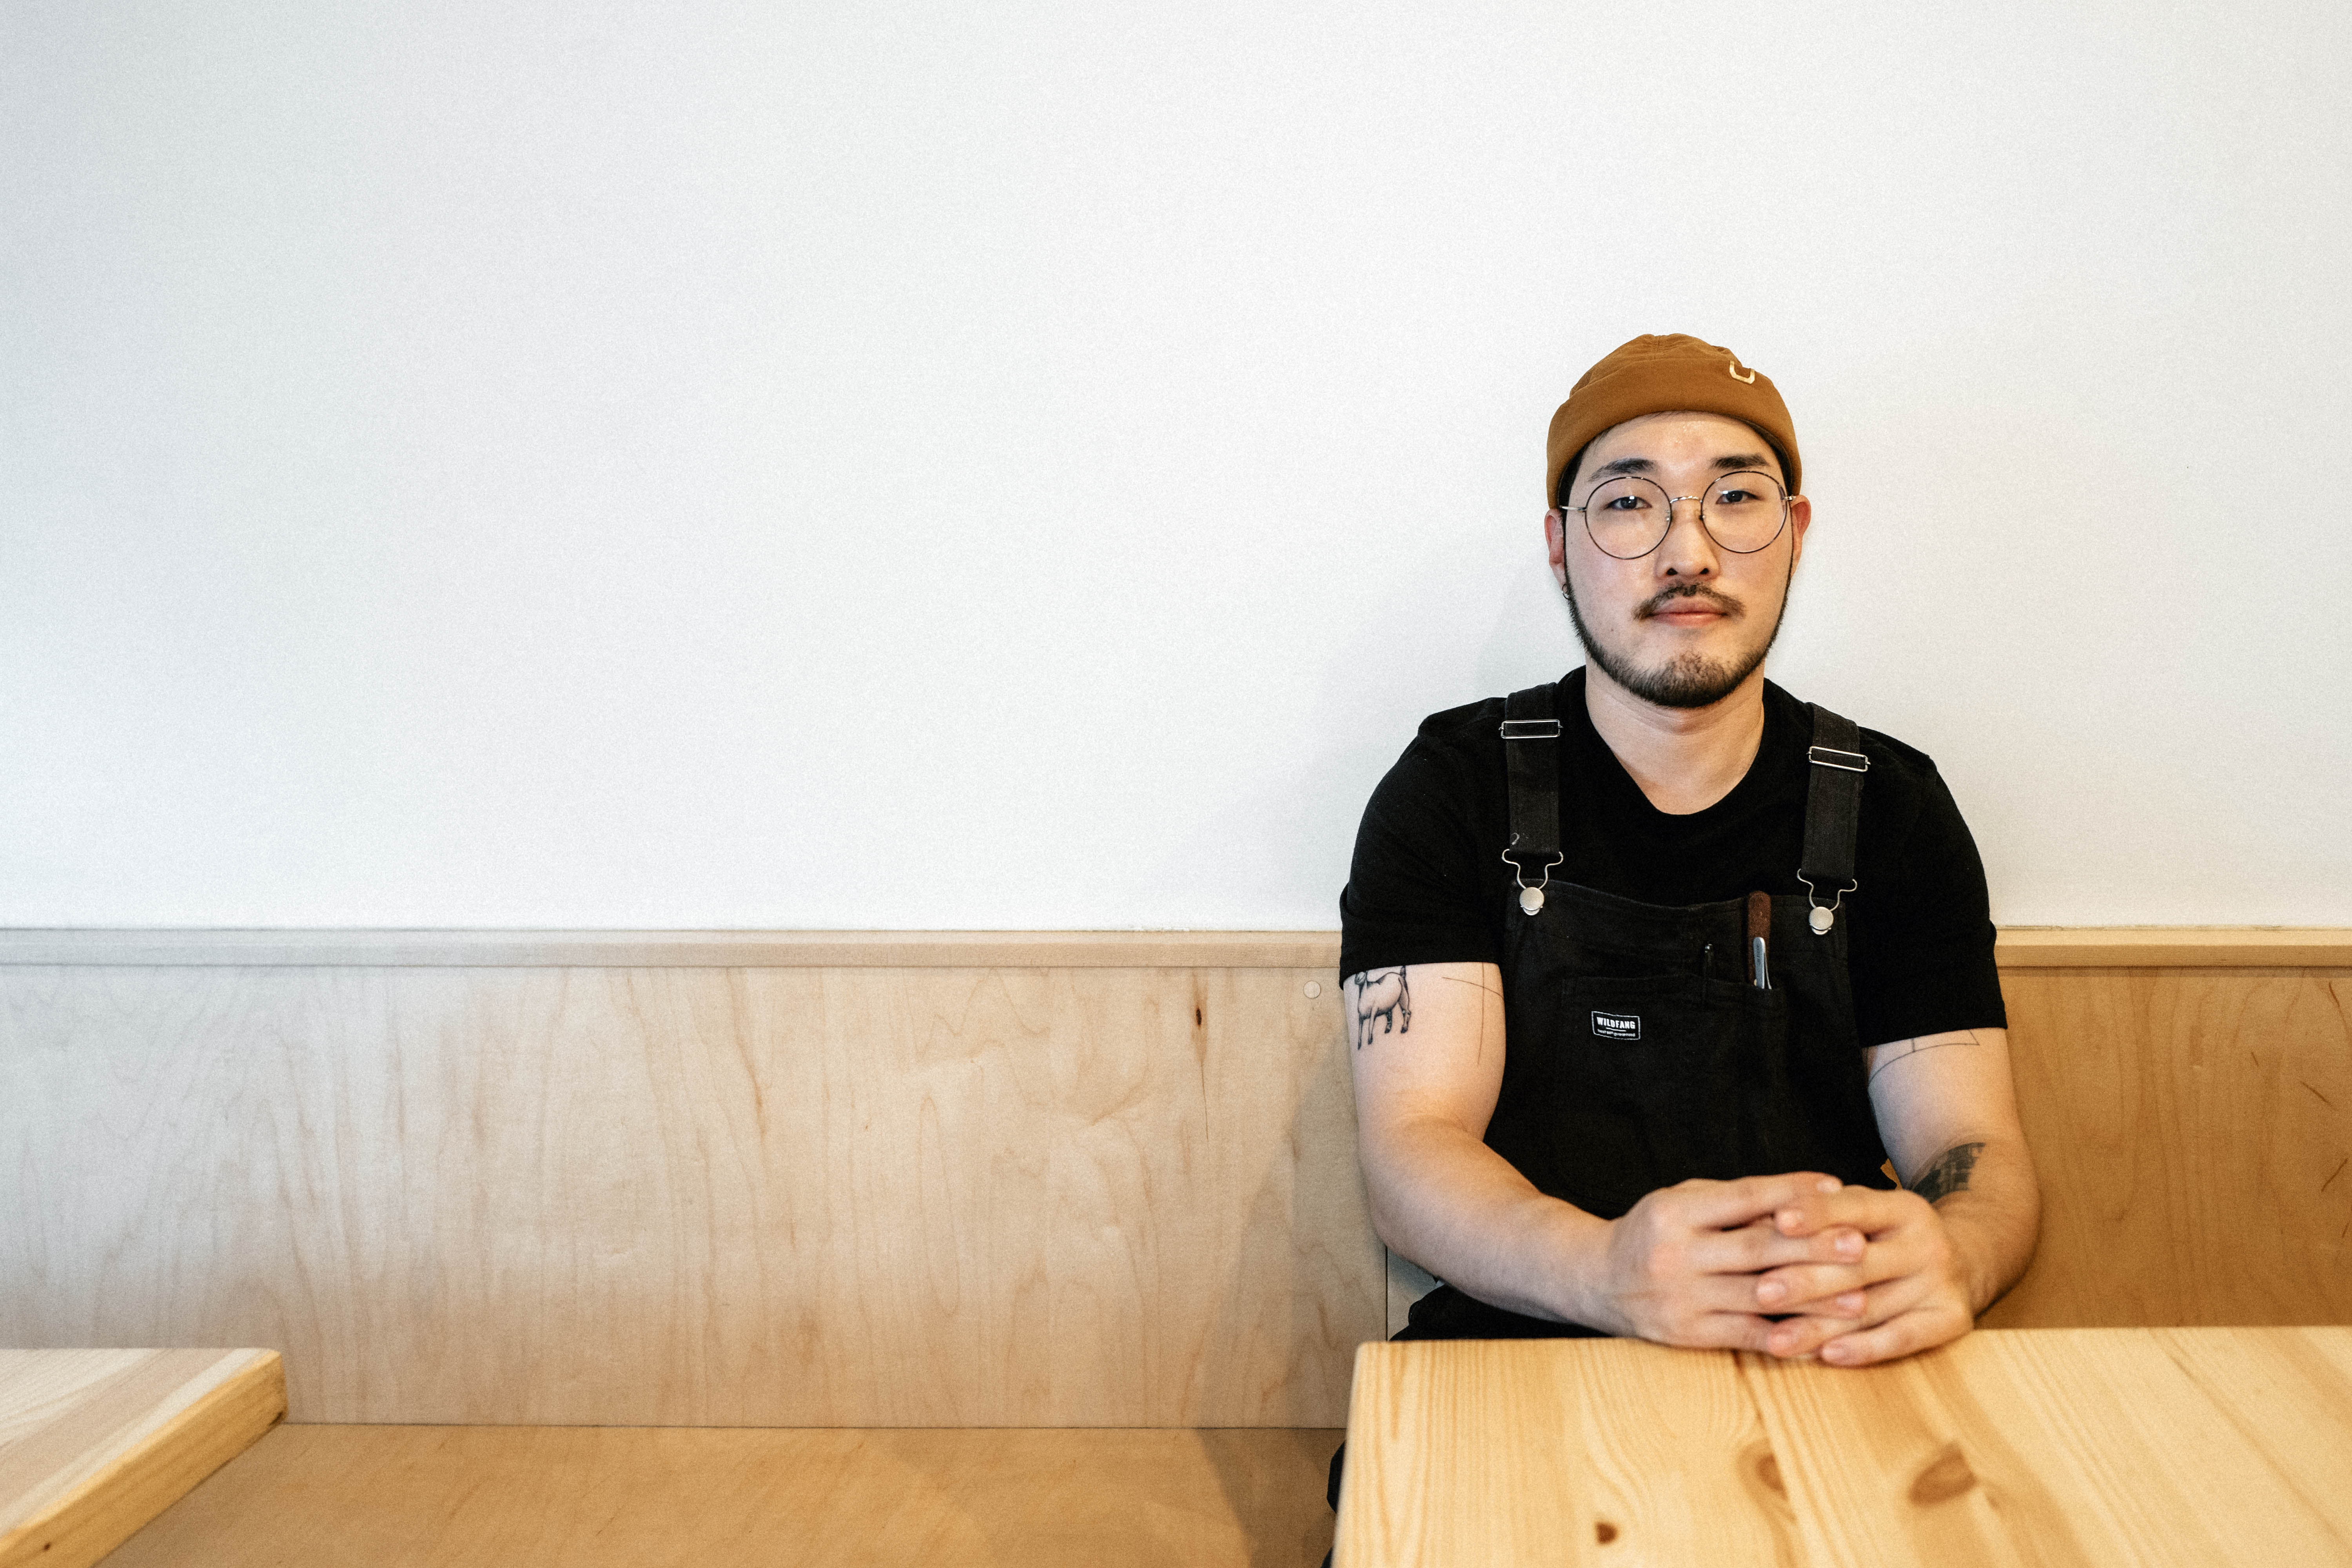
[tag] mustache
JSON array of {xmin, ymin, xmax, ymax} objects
[{"xmin": 1636, "ymin": 581, "xmax": 1743, "ymax": 620}]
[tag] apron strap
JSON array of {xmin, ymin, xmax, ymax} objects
[
  {"xmin": 1500, "ymin": 684, "xmax": 1564, "ymax": 890},
  {"xmin": 1798, "ymin": 705, "xmax": 1869, "ymax": 917}
]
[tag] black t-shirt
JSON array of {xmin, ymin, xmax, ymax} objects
[{"xmin": 1338, "ymin": 668, "xmax": 2005, "ymax": 1047}]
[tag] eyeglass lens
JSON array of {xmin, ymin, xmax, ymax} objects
[{"xmin": 1578, "ymin": 471, "xmax": 1788, "ymax": 560}]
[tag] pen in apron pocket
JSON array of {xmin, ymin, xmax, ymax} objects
[{"xmin": 1746, "ymin": 890, "xmax": 1771, "ymax": 990}]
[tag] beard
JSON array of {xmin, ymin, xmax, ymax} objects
[{"xmin": 1562, "ymin": 573, "xmax": 1790, "ymax": 710}]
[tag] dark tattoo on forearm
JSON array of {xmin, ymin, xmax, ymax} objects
[
  {"xmin": 1346, "ymin": 967, "xmax": 1412, "ymax": 1051},
  {"xmin": 1867, "ymin": 1029, "xmax": 1983, "ymax": 1083},
  {"xmin": 1908, "ymin": 1142, "xmax": 1985, "ymax": 1205}
]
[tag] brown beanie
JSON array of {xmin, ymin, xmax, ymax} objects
[{"xmin": 1545, "ymin": 334, "xmax": 1800, "ymax": 503}]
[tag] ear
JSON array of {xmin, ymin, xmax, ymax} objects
[
  {"xmin": 1544, "ymin": 509, "xmax": 1569, "ymax": 589},
  {"xmin": 1788, "ymin": 495, "xmax": 1812, "ymax": 569}
]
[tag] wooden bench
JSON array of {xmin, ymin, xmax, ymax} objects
[
  {"xmin": 99, "ymin": 1425, "xmax": 1339, "ymax": 1567},
  {"xmin": 1, "ymin": 928, "xmax": 2345, "ymax": 1563},
  {"xmin": 0, "ymin": 1349, "xmax": 281, "ymax": 1568}
]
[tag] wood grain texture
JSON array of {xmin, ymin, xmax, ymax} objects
[
  {"xmin": 1993, "ymin": 929, "xmax": 2352, "ymax": 967},
  {"xmin": 3, "ymin": 927, "xmax": 2345, "ymax": 970},
  {"xmin": 1334, "ymin": 1338, "xmax": 1798, "ymax": 1568},
  {"xmin": 100, "ymin": 1424, "xmax": 1343, "ymax": 1568},
  {"xmin": 1338, "ymin": 1330, "xmax": 2352, "ymax": 1568},
  {"xmin": 0, "ymin": 965, "xmax": 1379, "ymax": 1427},
  {"xmin": 0, "ymin": 1349, "xmax": 282, "ymax": 1568},
  {"xmin": 5, "ymin": 944, "xmax": 2347, "ymax": 1436},
  {"xmin": 2145, "ymin": 1324, "xmax": 2352, "ymax": 1525},
  {"xmin": 1986, "ymin": 967, "xmax": 2352, "ymax": 1327},
  {"xmin": 1739, "ymin": 1327, "xmax": 2352, "ymax": 1567}
]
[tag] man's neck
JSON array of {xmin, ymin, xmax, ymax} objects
[{"xmin": 1583, "ymin": 664, "xmax": 1769, "ymax": 816}]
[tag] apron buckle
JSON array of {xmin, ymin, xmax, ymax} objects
[
  {"xmin": 1796, "ymin": 872, "xmax": 1857, "ymax": 934},
  {"xmin": 1502, "ymin": 838, "xmax": 1563, "ymax": 917}
]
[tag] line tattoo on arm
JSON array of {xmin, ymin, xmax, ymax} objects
[
  {"xmin": 1346, "ymin": 967, "xmax": 1412, "ymax": 1051},
  {"xmin": 1908, "ymin": 1141, "xmax": 1985, "ymax": 1205},
  {"xmin": 1866, "ymin": 1029, "xmax": 1983, "ymax": 1083}
]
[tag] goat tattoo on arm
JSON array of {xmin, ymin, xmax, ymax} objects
[
  {"xmin": 1909, "ymin": 1141, "xmax": 1984, "ymax": 1205},
  {"xmin": 1347, "ymin": 967, "xmax": 1411, "ymax": 1051}
]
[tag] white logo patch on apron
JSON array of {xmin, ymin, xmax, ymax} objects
[{"xmin": 1590, "ymin": 1011, "xmax": 1641, "ymax": 1041}]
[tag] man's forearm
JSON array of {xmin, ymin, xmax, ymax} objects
[
  {"xmin": 1907, "ymin": 1134, "xmax": 2040, "ymax": 1316},
  {"xmin": 1361, "ymin": 1114, "xmax": 1613, "ymax": 1325}
]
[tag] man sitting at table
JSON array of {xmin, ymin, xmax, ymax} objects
[{"xmin": 1339, "ymin": 334, "xmax": 2040, "ymax": 1373}]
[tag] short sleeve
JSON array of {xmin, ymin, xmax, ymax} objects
[
  {"xmin": 1847, "ymin": 765, "xmax": 2007, "ymax": 1047},
  {"xmin": 1337, "ymin": 733, "xmax": 1500, "ymax": 980}
]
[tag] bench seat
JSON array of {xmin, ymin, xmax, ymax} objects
[
  {"xmin": 101, "ymin": 1425, "xmax": 1342, "ymax": 1567},
  {"xmin": 1, "ymin": 1349, "xmax": 283, "ymax": 1568}
]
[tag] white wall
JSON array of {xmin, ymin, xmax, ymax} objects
[{"xmin": 5, "ymin": 0, "xmax": 2348, "ymax": 929}]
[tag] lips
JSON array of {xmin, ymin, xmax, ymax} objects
[{"xmin": 1640, "ymin": 588, "xmax": 1739, "ymax": 622}]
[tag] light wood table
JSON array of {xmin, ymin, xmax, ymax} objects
[
  {"xmin": 1336, "ymin": 1326, "xmax": 2352, "ymax": 1566},
  {"xmin": 0, "ymin": 1350, "xmax": 283, "ymax": 1568}
]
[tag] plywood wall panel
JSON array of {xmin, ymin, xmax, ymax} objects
[
  {"xmin": 5, "ymin": 943, "xmax": 2348, "ymax": 1431},
  {"xmin": 1985, "ymin": 967, "xmax": 2352, "ymax": 1328},
  {"xmin": 0, "ymin": 965, "xmax": 1381, "ymax": 1427}
]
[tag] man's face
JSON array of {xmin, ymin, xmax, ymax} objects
[{"xmin": 1544, "ymin": 410, "xmax": 1812, "ymax": 711}]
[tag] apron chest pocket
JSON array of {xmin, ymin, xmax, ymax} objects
[{"xmin": 1559, "ymin": 974, "xmax": 1794, "ymax": 1189}]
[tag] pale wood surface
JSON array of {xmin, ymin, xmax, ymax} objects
[
  {"xmin": 1985, "ymin": 966, "xmax": 2352, "ymax": 1327},
  {"xmin": 100, "ymin": 1424, "xmax": 1343, "ymax": 1568},
  {"xmin": 1992, "ymin": 927, "xmax": 2352, "ymax": 967},
  {"xmin": 5, "ymin": 927, "xmax": 2348, "ymax": 970},
  {"xmin": 1337, "ymin": 1338, "xmax": 1797, "ymax": 1567},
  {"xmin": 0, "ymin": 965, "xmax": 1379, "ymax": 1426},
  {"xmin": 0, "ymin": 1350, "xmax": 282, "ymax": 1568},
  {"xmin": 1743, "ymin": 1328, "xmax": 2352, "ymax": 1567},
  {"xmin": 1337, "ymin": 1328, "xmax": 2352, "ymax": 1568},
  {"xmin": 5, "ymin": 944, "xmax": 2345, "ymax": 1431}
]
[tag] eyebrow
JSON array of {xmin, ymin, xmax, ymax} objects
[{"xmin": 1590, "ymin": 452, "xmax": 1775, "ymax": 479}]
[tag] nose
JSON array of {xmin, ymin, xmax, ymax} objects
[{"xmin": 1655, "ymin": 493, "xmax": 1720, "ymax": 579}]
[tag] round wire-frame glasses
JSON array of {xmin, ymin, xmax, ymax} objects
[{"xmin": 1560, "ymin": 469, "xmax": 1791, "ymax": 560}]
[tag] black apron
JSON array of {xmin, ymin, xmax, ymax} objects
[{"xmin": 1399, "ymin": 679, "xmax": 1896, "ymax": 1340}]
